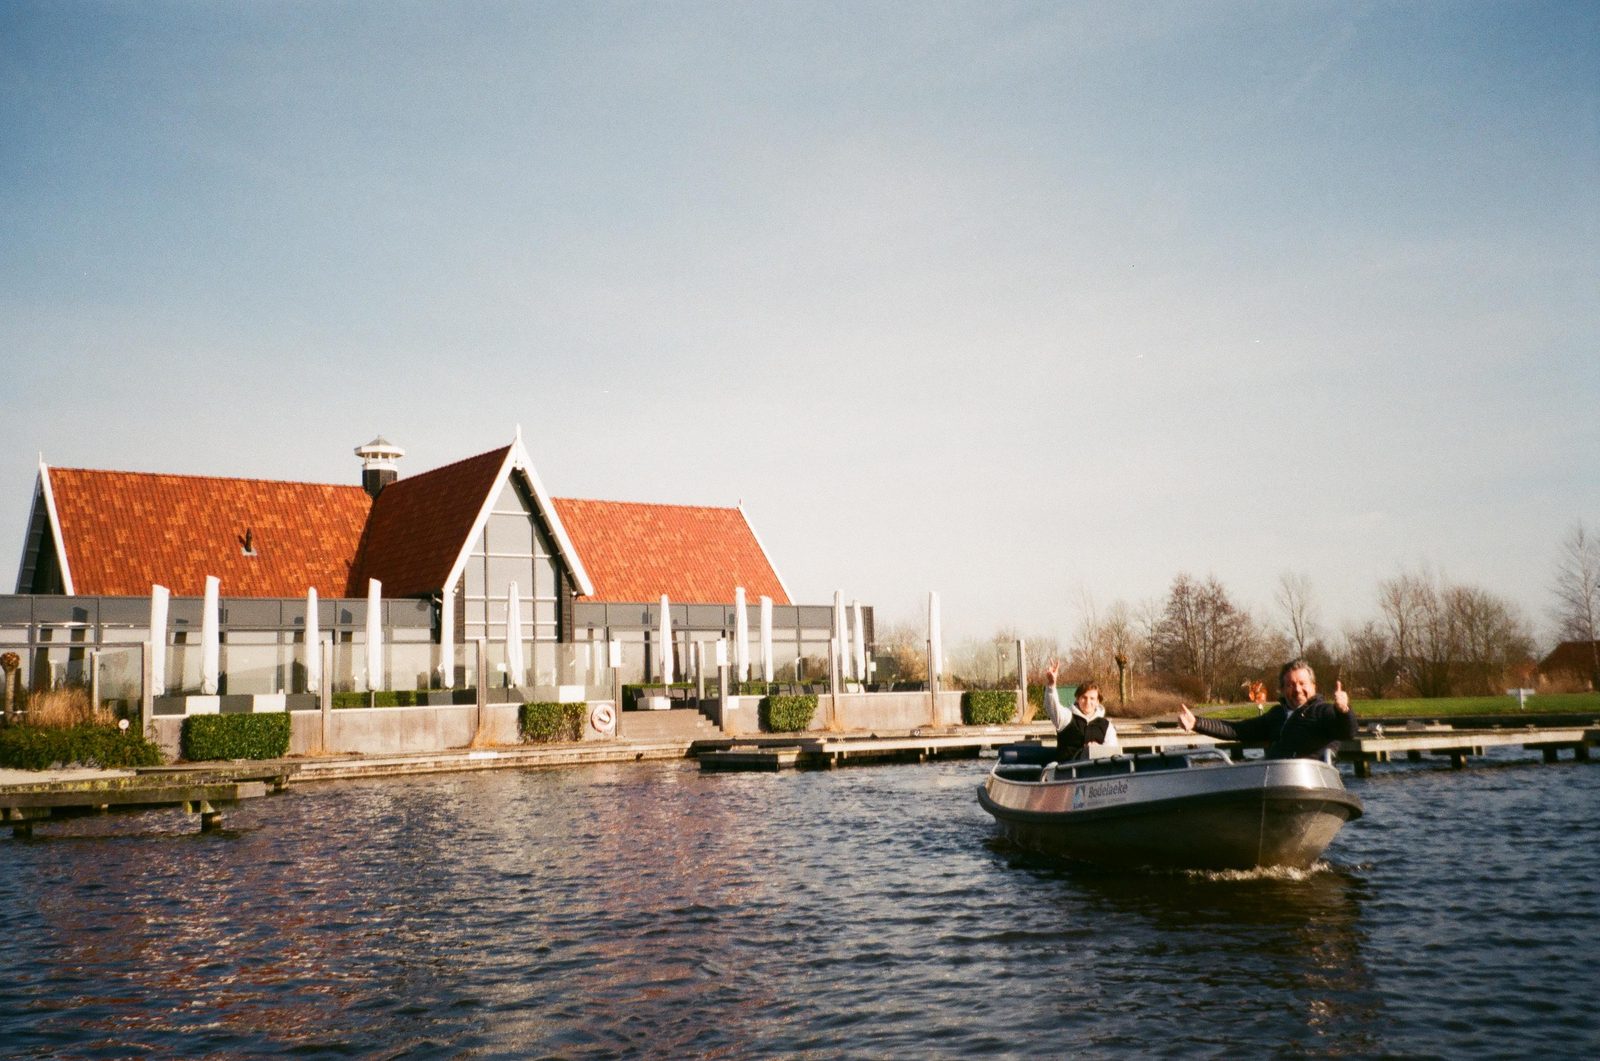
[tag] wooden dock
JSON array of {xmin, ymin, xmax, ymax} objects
[
  {"xmin": 0, "ymin": 764, "xmax": 293, "ymax": 837},
  {"xmin": 696, "ymin": 730, "xmax": 1199, "ymax": 771},
  {"xmin": 1338, "ymin": 726, "xmax": 1597, "ymax": 777},
  {"xmin": 694, "ymin": 723, "xmax": 1600, "ymax": 775}
]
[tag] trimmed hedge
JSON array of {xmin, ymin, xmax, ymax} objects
[
  {"xmin": 963, "ymin": 689, "xmax": 1019, "ymax": 725},
  {"xmin": 182, "ymin": 713, "xmax": 291, "ymax": 761},
  {"xmin": 761, "ymin": 694, "xmax": 817, "ymax": 732},
  {"xmin": 332, "ymin": 689, "xmax": 428, "ymax": 709},
  {"xmin": 520, "ymin": 701, "xmax": 586, "ymax": 743},
  {"xmin": 0, "ymin": 724, "xmax": 163, "ymax": 770}
]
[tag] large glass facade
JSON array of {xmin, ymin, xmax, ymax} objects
[{"xmin": 460, "ymin": 478, "xmax": 563, "ymax": 683}]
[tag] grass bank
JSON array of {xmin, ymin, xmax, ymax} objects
[{"xmin": 1201, "ymin": 691, "xmax": 1600, "ymax": 722}]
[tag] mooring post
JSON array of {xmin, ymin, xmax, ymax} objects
[
  {"xmin": 828, "ymin": 636, "xmax": 841, "ymax": 729},
  {"xmin": 1, "ymin": 652, "xmax": 15, "ymax": 724},
  {"xmin": 140, "ymin": 641, "xmax": 153, "ymax": 740},
  {"xmin": 474, "ymin": 638, "xmax": 488, "ymax": 741},
  {"xmin": 318, "ymin": 638, "xmax": 333, "ymax": 754},
  {"xmin": 1015, "ymin": 639, "xmax": 1028, "ymax": 723}
]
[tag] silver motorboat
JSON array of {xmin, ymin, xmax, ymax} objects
[{"xmin": 977, "ymin": 742, "xmax": 1363, "ymax": 871}]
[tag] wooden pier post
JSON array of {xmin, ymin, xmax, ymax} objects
[
  {"xmin": 318, "ymin": 638, "xmax": 333, "ymax": 754},
  {"xmin": 140, "ymin": 641, "xmax": 154, "ymax": 740},
  {"xmin": 1015, "ymin": 639, "xmax": 1028, "ymax": 723},
  {"xmin": 474, "ymin": 638, "xmax": 488, "ymax": 742}
]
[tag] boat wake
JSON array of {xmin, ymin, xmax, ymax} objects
[{"xmin": 1177, "ymin": 860, "xmax": 1330, "ymax": 883}]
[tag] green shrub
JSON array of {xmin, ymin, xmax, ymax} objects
[
  {"xmin": 182, "ymin": 713, "xmax": 291, "ymax": 761},
  {"xmin": 0, "ymin": 723, "xmax": 163, "ymax": 770},
  {"xmin": 761, "ymin": 694, "xmax": 817, "ymax": 732},
  {"xmin": 963, "ymin": 689, "xmax": 1018, "ymax": 725},
  {"xmin": 520, "ymin": 701, "xmax": 586, "ymax": 743},
  {"xmin": 331, "ymin": 689, "xmax": 427, "ymax": 709}
]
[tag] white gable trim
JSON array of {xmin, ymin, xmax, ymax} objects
[
  {"xmin": 439, "ymin": 437, "xmax": 595, "ymax": 600},
  {"xmin": 37, "ymin": 462, "xmax": 75, "ymax": 595},
  {"xmin": 739, "ymin": 502, "xmax": 792, "ymax": 604},
  {"xmin": 509, "ymin": 434, "xmax": 595, "ymax": 597}
]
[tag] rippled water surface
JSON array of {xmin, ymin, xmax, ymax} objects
[{"xmin": 3, "ymin": 748, "xmax": 1598, "ymax": 1058}]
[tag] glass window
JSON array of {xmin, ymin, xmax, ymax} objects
[
  {"xmin": 533, "ymin": 556, "xmax": 555, "ymax": 597},
  {"xmin": 485, "ymin": 512, "xmax": 532, "ymax": 555},
  {"xmin": 486, "ymin": 557, "xmax": 531, "ymax": 595},
  {"xmin": 494, "ymin": 481, "xmax": 531, "ymax": 515}
]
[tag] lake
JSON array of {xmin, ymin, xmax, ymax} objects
[{"xmin": 2, "ymin": 747, "xmax": 1597, "ymax": 1057}]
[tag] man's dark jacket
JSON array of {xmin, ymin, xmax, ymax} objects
[{"xmin": 1190, "ymin": 696, "xmax": 1357, "ymax": 760}]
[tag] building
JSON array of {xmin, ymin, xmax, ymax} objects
[
  {"xmin": 8, "ymin": 433, "xmax": 869, "ymax": 697},
  {"xmin": 1537, "ymin": 640, "xmax": 1600, "ymax": 690}
]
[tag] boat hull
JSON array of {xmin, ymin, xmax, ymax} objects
[{"xmin": 978, "ymin": 754, "xmax": 1362, "ymax": 871}]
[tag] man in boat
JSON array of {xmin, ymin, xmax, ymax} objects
[
  {"xmin": 1043, "ymin": 661, "xmax": 1121, "ymax": 760},
  {"xmin": 1177, "ymin": 657, "xmax": 1357, "ymax": 759}
]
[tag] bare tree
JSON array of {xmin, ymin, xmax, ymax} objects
[
  {"xmin": 1068, "ymin": 596, "xmax": 1141, "ymax": 686},
  {"xmin": 1550, "ymin": 520, "xmax": 1600, "ymax": 688},
  {"xmin": 1377, "ymin": 569, "xmax": 1429, "ymax": 693},
  {"xmin": 1343, "ymin": 620, "xmax": 1397, "ymax": 699},
  {"xmin": 1151, "ymin": 573, "xmax": 1256, "ymax": 702},
  {"xmin": 873, "ymin": 621, "xmax": 927, "ymax": 682},
  {"xmin": 1379, "ymin": 566, "xmax": 1534, "ymax": 696},
  {"xmin": 1449, "ymin": 584, "xmax": 1535, "ymax": 695},
  {"xmin": 1275, "ymin": 571, "xmax": 1320, "ymax": 657}
]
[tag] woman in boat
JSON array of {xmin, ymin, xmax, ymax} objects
[{"xmin": 1043, "ymin": 661, "xmax": 1121, "ymax": 760}]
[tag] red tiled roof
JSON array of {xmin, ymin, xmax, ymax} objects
[
  {"xmin": 46, "ymin": 467, "xmax": 371, "ymax": 598},
  {"xmin": 351, "ymin": 447, "xmax": 509, "ymax": 597},
  {"xmin": 551, "ymin": 498, "xmax": 789, "ymax": 605},
  {"xmin": 1539, "ymin": 640, "xmax": 1600, "ymax": 677}
]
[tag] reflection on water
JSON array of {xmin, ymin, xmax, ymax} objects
[{"xmin": 2, "ymin": 749, "xmax": 1597, "ymax": 1057}]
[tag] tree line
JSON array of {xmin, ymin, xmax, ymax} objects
[{"xmin": 876, "ymin": 520, "xmax": 1600, "ymax": 702}]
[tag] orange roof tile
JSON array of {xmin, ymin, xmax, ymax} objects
[
  {"xmin": 351, "ymin": 447, "xmax": 509, "ymax": 597},
  {"xmin": 551, "ymin": 498, "xmax": 789, "ymax": 605},
  {"xmin": 47, "ymin": 467, "xmax": 371, "ymax": 598}
]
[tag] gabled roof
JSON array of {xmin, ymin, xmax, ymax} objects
[
  {"xmin": 351, "ymin": 447, "xmax": 508, "ymax": 598},
  {"xmin": 28, "ymin": 441, "xmax": 791, "ymax": 607},
  {"xmin": 1538, "ymin": 640, "xmax": 1600, "ymax": 676},
  {"xmin": 551, "ymin": 498, "xmax": 790, "ymax": 605},
  {"xmin": 40, "ymin": 467, "xmax": 371, "ymax": 598}
]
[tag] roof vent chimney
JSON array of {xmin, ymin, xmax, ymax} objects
[{"xmin": 355, "ymin": 436, "xmax": 405, "ymax": 498}]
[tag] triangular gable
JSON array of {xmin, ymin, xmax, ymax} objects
[
  {"xmin": 355, "ymin": 436, "xmax": 594, "ymax": 599},
  {"xmin": 350, "ymin": 447, "xmax": 508, "ymax": 597},
  {"xmin": 38, "ymin": 465, "xmax": 371, "ymax": 597},
  {"xmin": 550, "ymin": 497, "xmax": 791, "ymax": 605}
]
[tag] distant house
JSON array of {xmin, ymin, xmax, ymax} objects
[{"xmin": 1538, "ymin": 640, "xmax": 1600, "ymax": 689}]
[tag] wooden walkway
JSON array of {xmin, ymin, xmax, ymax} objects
[
  {"xmin": 695, "ymin": 723, "xmax": 1600, "ymax": 774},
  {"xmin": 0, "ymin": 764, "xmax": 294, "ymax": 837},
  {"xmin": 1338, "ymin": 726, "xmax": 1597, "ymax": 776}
]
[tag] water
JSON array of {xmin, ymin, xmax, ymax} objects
[{"xmin": 3, "ymin": 749, "xmax": 1597, "ymax": 1058}]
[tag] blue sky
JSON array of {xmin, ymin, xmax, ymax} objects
[{"xmin": 2, "ymin": 1, "xmax": 1596, "ymax": 647}]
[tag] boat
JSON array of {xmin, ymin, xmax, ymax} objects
[{"xmin": 977, "ymin": 742, "xmax": 1363, "ymax": 871}]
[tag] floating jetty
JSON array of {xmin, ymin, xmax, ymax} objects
[
  {"xmin": 696, "ymin": 722, "xmax": 1600, "ymax": 774},
  {"xmin": 1340, "ymin": 725, "xmax": 1597, "ymax": 776},
  {"xmin": 0, "ymin": 764, "xmax": 293, "ymax": 837}
]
